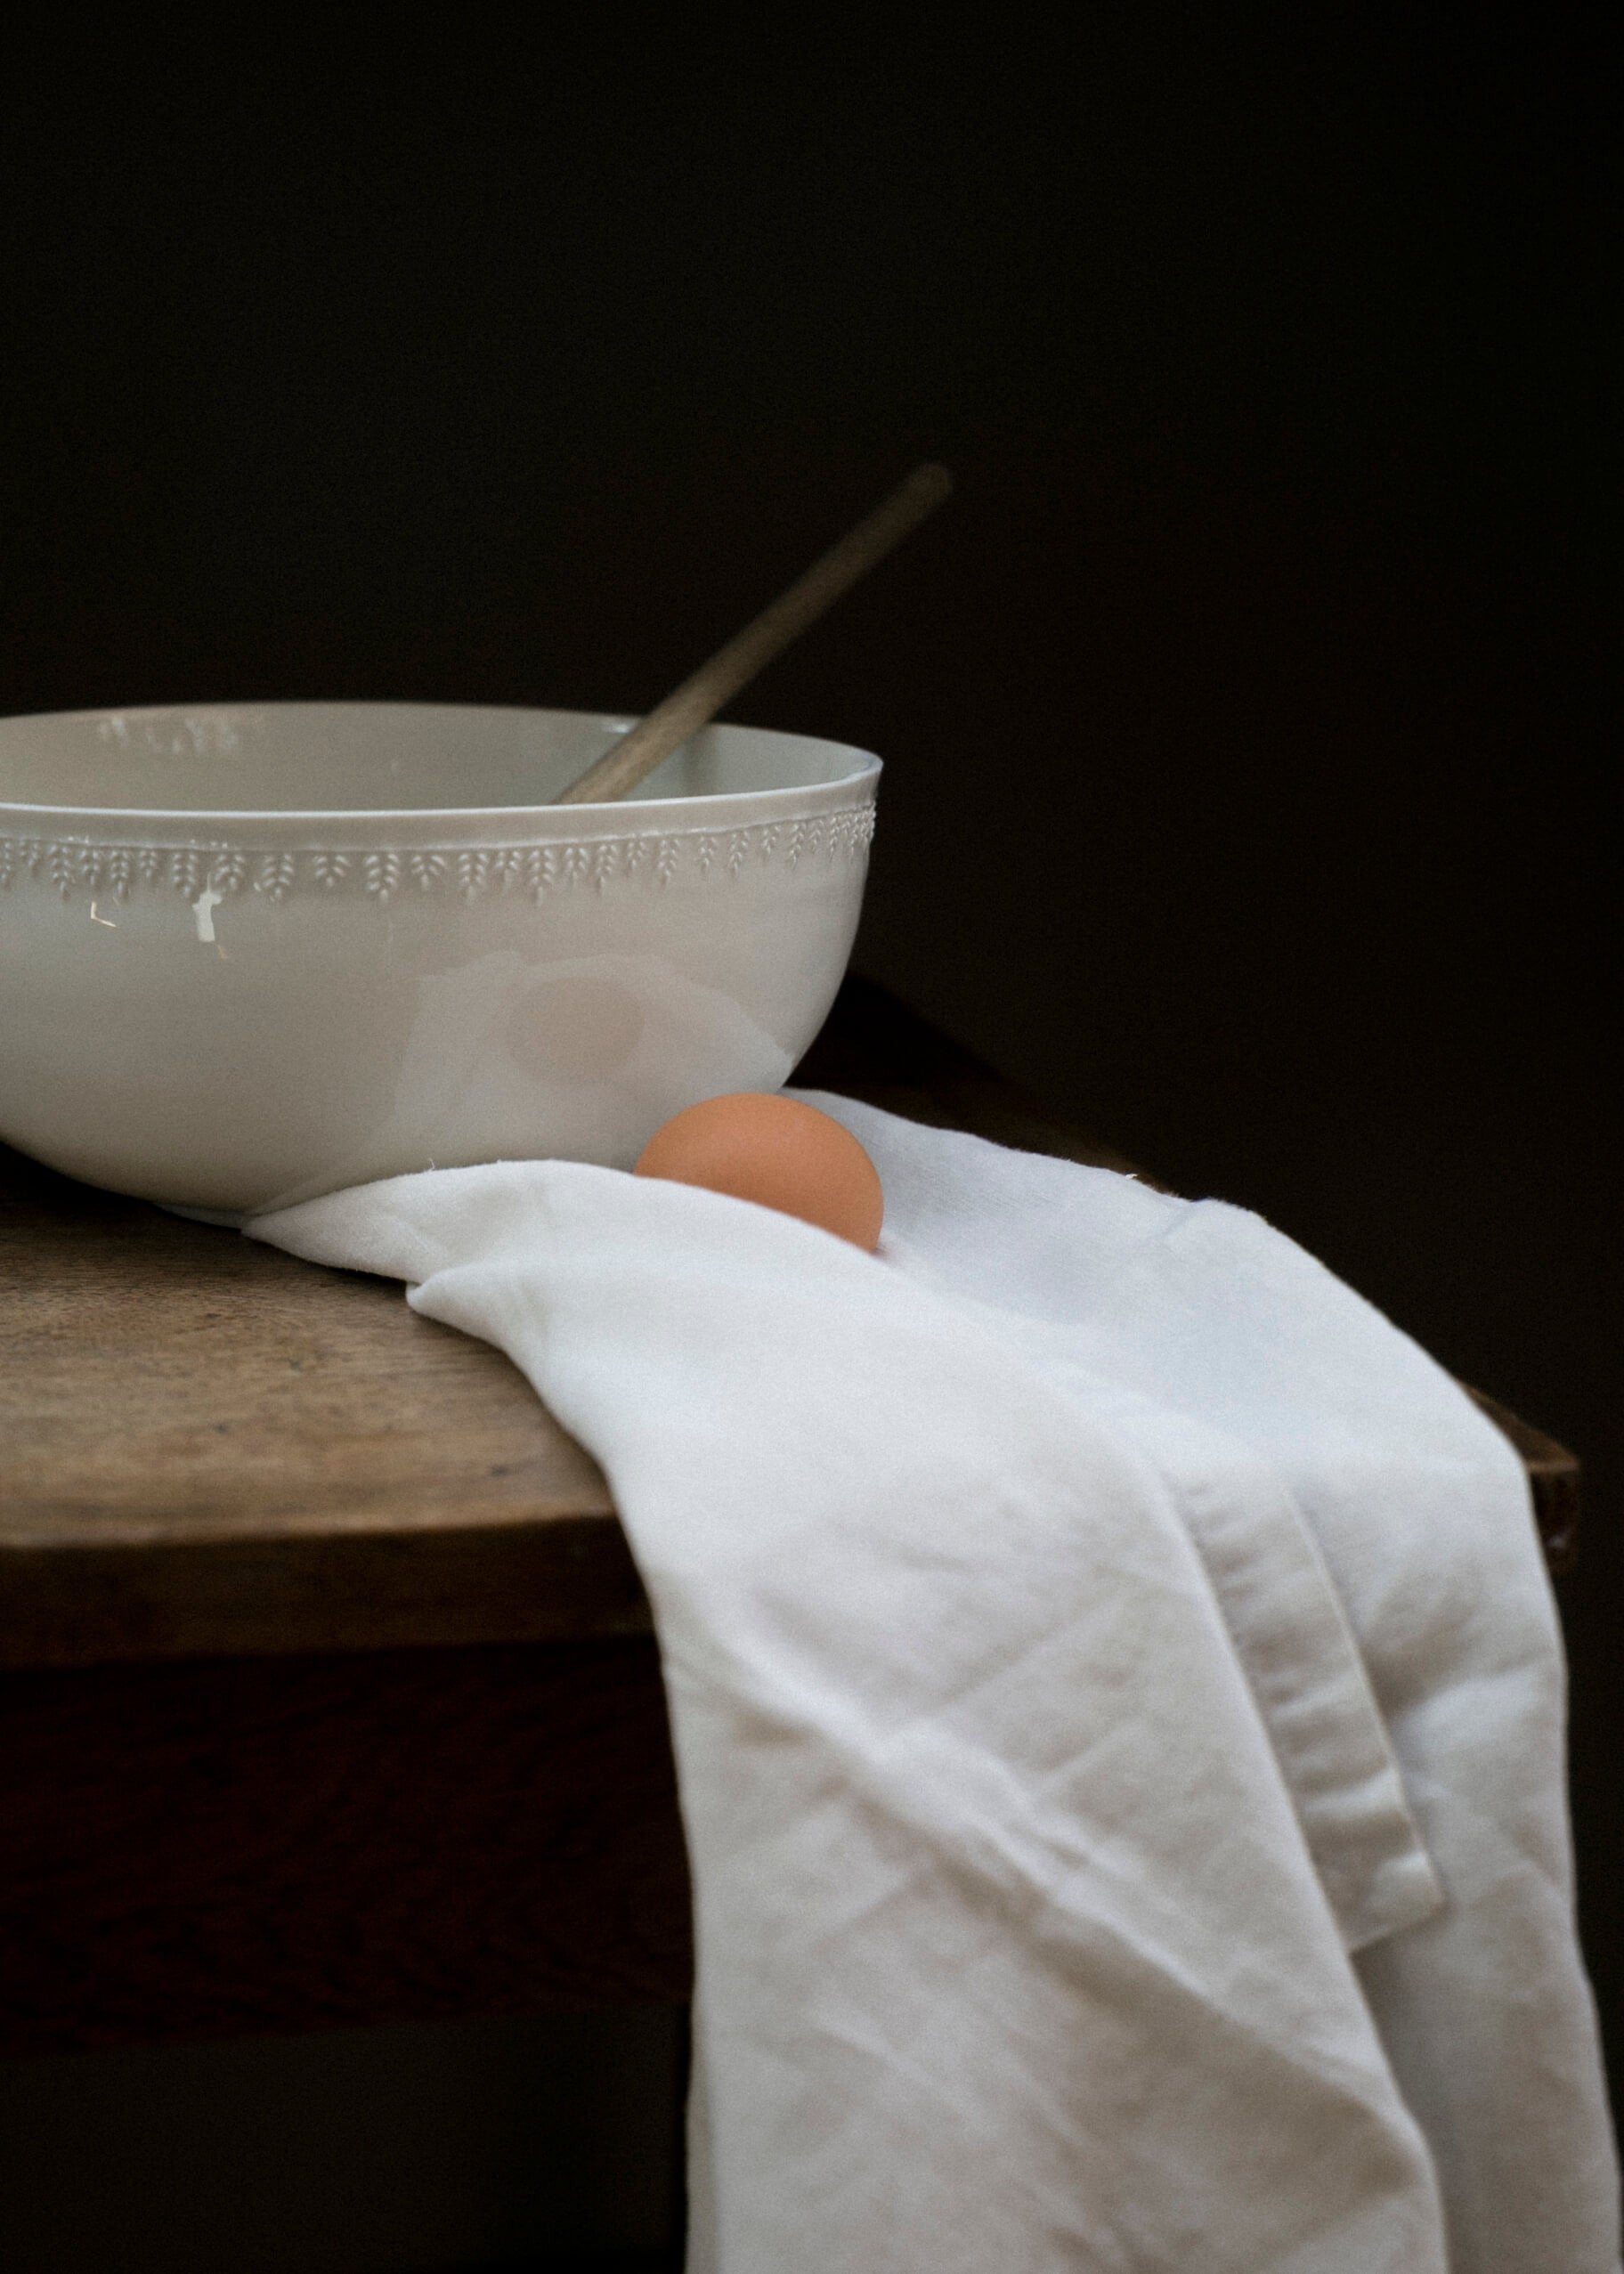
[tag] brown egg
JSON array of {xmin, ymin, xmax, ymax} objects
[{"xmin": 634, "ymin": 1092, "xmax": 884, "ymax": 1252}]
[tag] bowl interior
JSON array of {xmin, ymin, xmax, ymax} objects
[{"xmin": 0, "ymin": 703, "xmax": 877, "ymax": 816}]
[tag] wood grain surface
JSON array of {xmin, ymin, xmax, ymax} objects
[{"xmin": 0, "ymin": 1147, "xmax": 647, "ymax": 1668}]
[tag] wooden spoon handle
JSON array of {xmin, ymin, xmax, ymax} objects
[{"xmin": 554, "ymin": 462, "xmax": 953, "ymax": 805}]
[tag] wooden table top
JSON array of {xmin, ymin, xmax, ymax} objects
[{"xmin": 0, "ymin": 979, "xmax": 1578, "ymax": 1671}]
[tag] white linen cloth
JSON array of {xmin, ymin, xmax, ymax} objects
[{"xmin": 248, "ymin": 1096, "xmax": 1618, "ymax": 2272}]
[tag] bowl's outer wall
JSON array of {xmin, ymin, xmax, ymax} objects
[{"xmin": 0, "ymin": 709, "xmax": 878, "ymax": 1212}]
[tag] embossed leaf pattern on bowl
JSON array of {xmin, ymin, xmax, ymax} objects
[{"xmin": 0, "ymin": 808, "xmax": 875, "ymax": 906}]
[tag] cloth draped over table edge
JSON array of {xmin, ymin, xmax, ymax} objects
[{"xmin": 246, "ymin": 1093, "xmax": 1620, "ymax": 2274}]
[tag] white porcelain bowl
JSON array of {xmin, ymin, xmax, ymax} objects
[{"xmin": 0, "ymin": 703, "xmax": 880, "ymax": 1216}]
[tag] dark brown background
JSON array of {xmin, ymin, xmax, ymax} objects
[{"xmin": 1, "ymin": 13, "xmax": 1614, "ymax": 2270}]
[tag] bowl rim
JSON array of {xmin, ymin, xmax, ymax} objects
[{"xmin": 0, "ymin": 700, "xmax": 882, "ymax": 829}]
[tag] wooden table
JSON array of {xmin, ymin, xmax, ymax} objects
[{"xmin": 0, "ymin": 980, "xmax": 1579, "ymax": 2056}]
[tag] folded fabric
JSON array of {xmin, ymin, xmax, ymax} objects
[{"xmin": 248, "ymin": 1098, "xmax": 1618, "ymax": 2273}]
